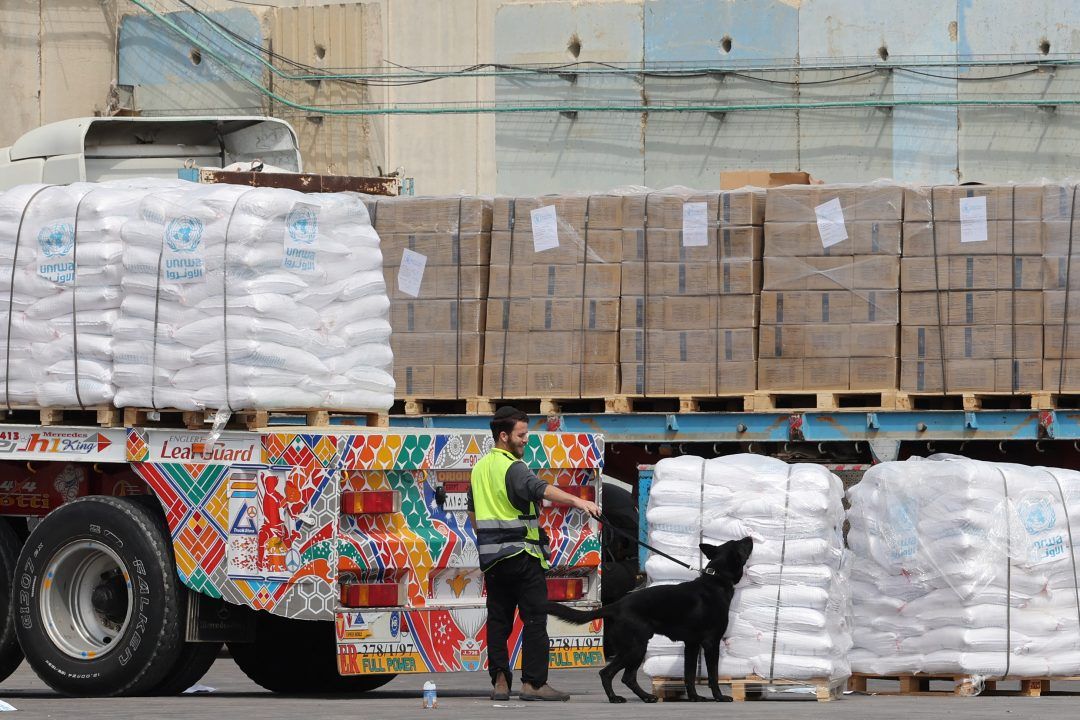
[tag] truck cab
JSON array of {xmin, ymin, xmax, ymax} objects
[{"xmin": 0, "ymin": 116, "xmax": 301, "ymax": 191}]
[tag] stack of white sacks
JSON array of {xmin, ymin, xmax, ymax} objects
[
  {"xmin": 848, "ymin": 455, "xmax": 1080, "ymax": 678},
  {"xmin": 642, "ymin": 454, "xmax": 852, "ymax": 682},
  {"xmin": 0, "ymin": 180, "xmax": 394, "ymax": 411}
]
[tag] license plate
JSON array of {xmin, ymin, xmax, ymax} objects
[{"xmin": 442, "ymin": 493, "xmax": 469, "ymax": 511}]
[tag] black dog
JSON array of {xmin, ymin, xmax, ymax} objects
[{"xmin": 547, "ymin": 537, "xmax": 752, "ymax": 703}]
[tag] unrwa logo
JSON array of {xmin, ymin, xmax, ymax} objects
[
  {"xmin": 37, "ymin": 223, "xmax": 74, "ymax": 258},
  {"xmin": 165, "ymin": 216, "xmax": 204, "ymax": 253},
  {"xmin": 1018, "ymin": 495, "xmax": 1056, "ymax": 535},
  {"xmin": 286, "ymin": 205, "xmax": 318, "ymax": 244}
]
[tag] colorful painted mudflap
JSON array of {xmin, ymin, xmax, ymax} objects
[{"xmin": 334, "ymin": 431, "xmax": 605, "ymax": 675}]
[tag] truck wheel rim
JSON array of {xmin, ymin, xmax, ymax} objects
[{"xmin": 40, "ymin": 541, "xmax": 133, "ymax": 659}]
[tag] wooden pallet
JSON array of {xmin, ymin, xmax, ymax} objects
[
  {"xmin": 121, "ymin": 408, "xmax": 389, "ymax": 431},
  {"xmin": 466, "ymin": 395, "xmax": 753, "ymax": 415},
  {"xmin": 651, "ymin": 675, "xmax": 842, "ymax": 702},
  {"xmin": 0, "ymin": 406, "xmax": 121, "ymax": 428},
  {"xmin": 897, "ymin": 392, "xmax": 1044, "ymax": 411},
  {"xmin": 849, "ymin": 673, "xmax": 1080, "ymax": 697},
  {"xmin": 393, "ymin": 398, "xmax": 471, "ymax": 416},
  {"xmin": 751, "ymin": 391, "xmax": 900, "ymax": 411}
]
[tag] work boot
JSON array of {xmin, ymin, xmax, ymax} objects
[
  {"xmin": 519, "ymin": 682, "xmax": 570, "ymax": 701},
  {"xmin": 491, "ymin": 673, "xmax": 510, "ymax": 701}
]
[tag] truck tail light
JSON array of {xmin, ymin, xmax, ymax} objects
[
  {"xmin": 546, "ymin": 577, "xmax": 585, "ymax": 601},
  {"xmin": 340, "ymin": 581, "xmax": 404, "ymax": 608},
  {"xmin": 442, "ymin": 481, "xmax": 471, "ymax": 494},
  {"xmin": 342, "ymin": 490, "xmax": 400, "ymax": 515}
]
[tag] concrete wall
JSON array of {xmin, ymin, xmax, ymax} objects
[
  {"xmin": 1, "ymin": 0, "xmax": 119, "ymax": 148},
  {"xmin": 7, "ymin": 0, "xmax": 1080, "ymax": 194}
]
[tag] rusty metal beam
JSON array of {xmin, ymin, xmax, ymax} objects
[{"xmin": 196, "ymin": 168, "xmax": 400, "ymax": 196}]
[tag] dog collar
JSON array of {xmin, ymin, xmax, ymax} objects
[{"xmin": 703, "ymin": 568, "xmax": 716, "ymax": 576}]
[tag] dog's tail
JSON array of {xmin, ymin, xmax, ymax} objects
[{"xmin": 545, "ymin": 601, "xmax": 611, "ymax": 624}]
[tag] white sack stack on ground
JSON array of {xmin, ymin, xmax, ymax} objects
[
  {"xmin": 848, "ymin": 455, "xmax": 1080, "ymax": 678},
  {"xmin": 642, "ymin": 454, "xmax": 852, "ymax": 682}
]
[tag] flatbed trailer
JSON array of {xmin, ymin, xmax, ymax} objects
[{"xmin": 0, "ymin": 421, "xmax": 603, "ymax": 696}]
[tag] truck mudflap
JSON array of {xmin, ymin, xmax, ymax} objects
[{"xmin": 335, "ymin": 609, "xmax": 605, "ymax": 675}]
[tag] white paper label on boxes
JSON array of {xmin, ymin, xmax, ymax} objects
[
  {"xmin": 162, "ymin": 215, "xmax": 207, "ymax": 283},
  {"xmin": 282, "ymin": 201, "xmax": 320, "ymax": 273},
  {"xmin": 34, "ymin": 218, "xmax": 77, "ymax": 285},
  {"xmin": 814, "ymin": 198, "xmax": 848, "ymax": 249},
  {"xmin": 682, "ymin": 202, "xmax": 709, "ymax": 247},
  {"xmin": 530, "ymin": 205, "xmax": 560, "ymax": 252},
  {"xmin": 959, "ymin": 196, "xmax": 988, "ymax": 244},
  {"xmin": 397, "ymin": 248, "xmax": 427, "ymax": 298}
]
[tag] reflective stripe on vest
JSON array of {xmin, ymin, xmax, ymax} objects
[{"xmin": 470, "ymin": 447, "xmax": 546, "ymax": 571}]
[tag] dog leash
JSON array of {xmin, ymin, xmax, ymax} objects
[{"xmin": 597, "ymin": 511, "xmax": 709, "ymax": 576}]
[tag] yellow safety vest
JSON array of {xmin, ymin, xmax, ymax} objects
[{"xmin": 471, "ymin": 448, "xmax": 547, "ymax": 572}]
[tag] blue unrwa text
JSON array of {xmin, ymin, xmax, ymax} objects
[
  {"xmin": 165, "ymin": 258, "xmax": 204, "ymax": 281},
  {"xmin": 283, "ymin": 247, "xmax": 316, "ymax": 272}
]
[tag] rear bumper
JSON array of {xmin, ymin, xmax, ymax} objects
[{"xmin": 335, "ymin": 606, "xmax": 605, "ymax": 675}]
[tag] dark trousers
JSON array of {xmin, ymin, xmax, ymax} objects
[{"xmin": 484, "ymin": 551, "xmax": 549, "ymax": 688}]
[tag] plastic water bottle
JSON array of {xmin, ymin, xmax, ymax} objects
[{"xmin": 422, "ymin": 680, "xmax": 438, "ymax": 709}]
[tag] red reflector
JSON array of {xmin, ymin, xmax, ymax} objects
[
  {"xmin": 340, "ymin": 582, "xmax": 403, "ymax": 607},
  {"xmin": 342, "ymin": 491, "xmax": 400, "ymax": 515},
  {"xmin": 556, "ymin": 486, "xmax": 596, "ymax": 502},
  {"xmin": 442, "ymin": 481, "xmax": 471, "ymax": 494},
  {"xmin": 545, "ymin": 577, "xmax": 585, "ymax": 601}
]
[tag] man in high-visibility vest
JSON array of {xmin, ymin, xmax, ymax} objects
[{"xmin": 468, "ymin": 406, "xmax": 600, "ymax": 702}]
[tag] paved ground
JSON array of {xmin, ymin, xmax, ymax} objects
[{"xmin": 0, "ymin": 658, "xmax": 1077, "ymax": 719}]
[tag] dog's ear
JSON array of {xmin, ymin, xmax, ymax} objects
[{"xmin": 699, "ymin": 543, "xmax": 719, "ymax": 560}]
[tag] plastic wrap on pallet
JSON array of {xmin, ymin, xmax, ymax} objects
[
  {"xmin": 761, "ymin": 183, "xmax": 902, "ymax": 392},
  {"xmin": 619, "ymin": 187, "xmax": 763, "ymax": 397},
  {"xmin": 847, "ymin": 454, "xmax": 1080, "ymax": 679},
  {"xmin": 366, "ymin": 195, "xmax": 492, "ymax": 399},
  {"xmin": 112, "ymin": 182, "xmax": 394, "ymax": 411},
  {"xmin": 642, "ymin": 454, "xmax": 852, "ymax": 683}
]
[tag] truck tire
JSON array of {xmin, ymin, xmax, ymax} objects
[
  {"xmin": 229, "ymin": 612, "xmax": 394, "ymax": 694},
  {"xmin": 14, "ymin": 496, "xmax": 185, "ymax": 696},
  {"xmin": 151, "ymin": 641, "xmax": 222, "ymax": 695},
  {"xmin": 0, "ymin": 519, "xmax": 24, "ymax": 683}
]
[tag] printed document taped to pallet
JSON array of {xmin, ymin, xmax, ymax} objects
[
  {"xmin": 530, "ymin": 205, "xmax": 560, "ymax": 252},
  {"xmin": 682, "ymin": 202, "xmax": 709, "ymax": 247},
  {"xmin": 397, "ymin": 248, "xmax": 428, "ymax": 298},
  {"xmin": 814, "ymin": 198, "xmax": 848, "ymax": 248},
  {"xmin": 959, "ymin": 196, "xmax": 988, "ymax": 243},
  {"xmin": 282, "ymin": 201, "xmax": 320, "ymax": 273}
]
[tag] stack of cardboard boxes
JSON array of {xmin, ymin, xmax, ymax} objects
[
  {"xmin": 618, "ymin": 190, "xmax": 763, "ymax": 396},
  {"xmin": 1042, "ymin": 184, "xmax": 1080, "ymax": 391},
  {"xmin": 759, "ymin": 185, "xmax": 903, "ymax": 391},
  {"xmin": 900, "ymin": 186, "xmax": 1044, "ymax": 392},
  {"xmin": 483, "ymin": 196, "xmax": 622, "ymax": 398},
  {"xmin": 372, "ymin": 197, "xmax": 492, "ymax": 399}
]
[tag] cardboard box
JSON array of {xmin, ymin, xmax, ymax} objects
[
  {"xmin": 620, "ymin": 260, "xmax": 761, "ymax": 296},
  {"xmin": 379, "ymin": 231, "xmax": 490, "ymax": 268},
  {"xmin": 487, "ymin": 264, "xmax": 621, "ymax": 299},
  {"xmin": 901, "ymin": 325, "xmax": 1042, "ymax": 359},
  {"xmin": 1043, "ymin": 325, "xmax": 1080, "ymax": 359},
  {"xmin": 485, "ymin": 297, "xmax": 620, "ymax": 332},
  {"xmin": 394, "ymin": 365, "xmax": 482, "ymax": 398},
  {"xmin": 758, "ymin": 324, "xmax": 898, "ymax": 359},
  {"xmin": 392, "ymin": 332, "xmax": 483, "ymax": 365},
  {"xmin": 1042, "ymin": 256, "xmax": 1080, "ymax": 290},
  {"xmin": 492, "ymin": 195, "xmax": 626, "ymax": 232},
  {"xmin": 484, "ymin": 331, "xmax": 619, "ymax": 365},
  {"xmin": 760, "ymin": 290, "xmax": 898, "ymax": 325},
  {"xmin": 621, "ymin": 191, "xmax": 765, "ymax": 228},
  {"xmin": 483, "ymin": 363, "xmax": 526, "ymax": 397},
  {"xmin": 763, "ymin": 256, "xmax": 899, "ymax": 291},
  {"xmin": 900, "ymin": 255, "xmax": 1043, "ymax": 292},
  {"xmin": 757, "ymin": 358, "xmax": 894, "ymax": 391},
  {"xmin": 902, "ymin": 291, "xmax": 1043, "ymax": 326},
  {"xmin": 901, "ymin": 359, "xmax": 1042, "ymax": 392},
  {"xmin": 390, "ymin": 299, "xmax": 485, "ymax": 334},
  {"xmin": 1044, "ymin": 291, "xmax": 1080, "ymax": 323},
  {"xmin": 620, "ymin": 227, "xmax": 763, "ymax": 263},
  {"xmin": 370, "ymin": 196, "xmax": 492, "ymax": 234},
  {"xmin": 620, "ymin": 329, "xmax": 756, "ymax": 364},
  {"xmin": 489, "ymin": 230, "xmax": 623, "ymax": 266},
  {"xmin": 1044, "ymin": 359, "xmax": 1080, "ymax": 391},
  {"xmin": 620, "ymin": 295, "xmax": 758, "ymax": 330},
  {"xmin": 720, "ymin": 170, "xmax": 811, "ymax": 191},
  {"xmin": 385, "ymin": 264, "xmax": 487, "ymax": 300},
  {"xmin": 765, "ymin": 185, "xmax": 904, "ymax": 223},
  {"xmin": 902, "ymin": 185, "xmax": 1045, "ymax": 223},
  {"xmin": 764, "ymin": 221, "xmax": 901, "ymax": 257},
  {"xmin": 900, "ymin": 220, "xmax": 1044, "ymax": 257},
  {"xmin": 525, "ymin": 364, "xmax": 618, "ymax": 396},
  {"xmin": 620, "ymin": 362, "xmax": 757, "ymax": 395}
]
